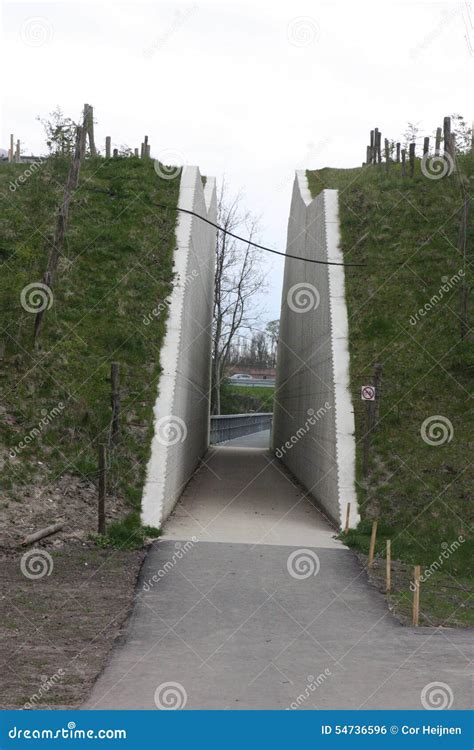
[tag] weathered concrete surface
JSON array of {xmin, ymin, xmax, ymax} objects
[
  {"xmin": 162, "ymin": 445, "xmax": 342, "ymax": 548},
  {"xmin": 85, "ymin": 540, "xmax": 472, "ymax": 710},
  {"xmin": 273, "ymin": 175, "xmax": 358, "ymax": 530}
]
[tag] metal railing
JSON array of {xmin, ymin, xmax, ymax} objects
[{"xmin": 210, "ymin": 413, "xmax": 273, "ymax": 444}]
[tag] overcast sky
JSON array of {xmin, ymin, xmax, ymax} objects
[{"xmin": 1, "ymin": 0, "xmax": 472, "ymax": 321}]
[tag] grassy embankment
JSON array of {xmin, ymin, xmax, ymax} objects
[
  {"xmin": 0, "ymin": 155, "xmax": 180, "ymax": 547},
  {"xmin": 220, "ymin": 383, "xmax": 274, "ymax": 414},
  {"xmin": 307, "ymin": 155, "xmax": 473, "ymax": 625}
]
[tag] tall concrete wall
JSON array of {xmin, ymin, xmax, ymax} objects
[
  {"xmin": 272, "ymin": 172, "xmax": 359, "ymax": 529},
  {"xmin": 141, "ymin": 166, "xmax": 216, "ymax": 528}
]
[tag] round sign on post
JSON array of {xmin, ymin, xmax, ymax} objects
[{"xmin": 361, "ymin": 385, "xmax": 375, "ymax": 401}]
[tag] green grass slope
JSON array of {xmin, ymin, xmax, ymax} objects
[
  {"xmin": 0, "ymin": 156, "xmax": 179, "ymax": 547},
  {"xmin": 307, "ymin": 156, "xmax": 473, "ymax": 625}
]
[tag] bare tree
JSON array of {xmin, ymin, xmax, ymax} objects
[{"xmin": 211, "ymin": 179, "xmax": 266, "ymax": 414}]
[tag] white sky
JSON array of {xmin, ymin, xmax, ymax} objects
[{"xmin": 1, "ymin": 0, "xmax": 472, "ymax": 321}]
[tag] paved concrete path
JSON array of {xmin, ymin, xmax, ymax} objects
[{"xmin": 86, "ymin": 443, "xmax": 472, "ymax": 710}]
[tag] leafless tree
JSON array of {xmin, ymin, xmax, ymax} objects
[{"xmin": 211, "ymin": 179, "xmax": 266, "ymax": 414}]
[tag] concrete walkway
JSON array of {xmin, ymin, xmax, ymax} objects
[{"xmin": 86, "ymin": 439, "xmax": 472, "ymax": 710}]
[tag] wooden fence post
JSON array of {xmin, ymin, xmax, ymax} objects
[
  {"xmin": 423, "ymin": 136, "xmax": 429, "ymax": 155},
  {"xmin": 110, "ymin": 362, "xmax": 121, "ymax": 443},
  {"xmin": 344, "ymin": 502, "xmax": 351, "ymax": 534},
  {"xmin": 368, "ymin": 520, "xmax": 378, "ymax": 568},
  {"xmin": 401, "ymin": 148, "xmax": 406, "ymax": 176},
  {"xmin": 134, "ymin": 147, "xmax": 139, "ymax": 157},
  {"xmin": 396, "ymin": 142, "xmax": 400, "ymax": 163},
  {"xmin": 443, "ymin": 116, "xmax": 451, "ymax": 157},
  {"xmin": 84, "ymin": 103, "xmax": 97, "ymax": 156},
  {"xmin": 9, "ymin": 134, "xmax": 14, "ymax": 163},
  {"xmin": 409, "ymin": 143, "xmax": 415, "ymax": 176},
  {"xmin": 16, "ymin": 140, "xmax": 21, "ymax": 162},
  {"xmin": 412, "ymin": 565, "xmax": 421, "ymax": 626},
  {"xmin": 435, "ymin": 127, "xmax": 442, "ymax": 156},
  {"xmin": 386, "ymin": 540, "xmax": 391, "ymax": 592},
  {"xmin": 384, "ymin": 138, "xmax": 390, "ymax": 173},
  {"xmin": 105, "ymin": 136, "xmax": 111, "ymax": 158},
  {"xmin": 98, "ymin": 444, "xmax": 107, "ymax": 535},
  {"xmin": 370, "ymin": 130, "xmax": 375, "ymax": 164},
  {"xmin": 113, "ymin": 148, "xmax": 118, "ymax": 158}
]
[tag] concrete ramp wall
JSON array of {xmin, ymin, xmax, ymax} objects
[
  {"xmin": 272, "ymin": 172, "xmax": 359, "ymax": 529},
  {"xmin": 141, "ymin": 166, "xmax": 216, "ymax": 528}
]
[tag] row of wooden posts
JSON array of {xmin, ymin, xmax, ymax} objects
[
  {"xmin": 344, "ymin": 511, "xmax": 422, "ymax": 626},
  {"xmin": 365, "ymin": 116, "xmax": 457, "ymax": 175}
]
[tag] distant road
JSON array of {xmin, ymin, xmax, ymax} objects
[{"xmin": 229, "ymin": 379, "xmax": 275, "ymax": 388}]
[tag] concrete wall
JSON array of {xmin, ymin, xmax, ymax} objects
[
  {"xmin": 272, "ymin": 172, "xmax": 359, "ymax": 529},
  {"xmin": 141, "ymin": 166, "xmax": 216, "ymax": 528}
]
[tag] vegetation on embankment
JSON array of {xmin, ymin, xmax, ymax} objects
[
  {"xmin": 307, "ymin": 155, "xmax": 473, "ymax": 626},
  {"xmin": 220, "ymin": 382, "xmax": 274, "ymax": 414},
  {"xmin": 0, "ymin": 156, "xmax": 179, "ymax": 548}
]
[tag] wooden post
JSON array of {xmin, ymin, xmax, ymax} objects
[
  {"xmin": 443, "ymin": 116, "xmax": 451, "ymax": 157},
  {"xmin": 450, "ymin": 132, "xmax": 456, "ymax": 160},
  {"xmin": 105, "ymin": 136, "xmax": 111, "ymax": 158},
  {"xmin": 98, "ymin": 444, "xmax": 106, "ymax": 535},
  {"xmin": 396, "ymin": 142, "xmax": 400, "ymax": 163},
  {"xmin": 376, "ymin": 131, "xmax": 382, "ymax": 164},
  {"xmin": 84, "ymin": 103, "xmax": 97, "ymax": 156},
  {"xmin": 386, "ymin": 540, "xmax": 391, "ymax": 592},
  {"xmin": 401, "ymin": 148, "xmax": 406, "ymax": 176},
  {"xmin": 9, "ymin": 134, "xmax": 14, "ymax": 163},
  {"xmin": 373, "ymin": 362, "xmax": 383, "ymax": 427},
  {"xmin": 373, "ymin": 128, "xmax": 379, "ymax": 165},
  {"xmin": 384, "ymin": 138, "xmax": 390, "ymax": 173},
  {"xmin": 368, "ymin": 520, "xmax": 378, "ymax": 568},
  {"xmin": 110, "ymin": 362, "xmax": 121, "ymax": 443},
  {"xmin": 344, "ymin": 502, "xmax": 351, "ymax": 534},
  {"xmin": 134, "ymin": 147, "xmax": 139, "ymax": 157},
  {"xmin": 113, "ymin": 148, "xmax": 118, "ymax": 158},
  {"xmin": 412, "ymin": 565, "xmax": 421, "ymax": 626},
  {"xmin": 409, "ymin": 142, "xmax": 415, "ymax": 176},
  {"xmin": 140, "ymin": 143, "xmax": 145, "ymax": 158},
  {"xmin": 16, "ymin": 139, "xmax": 20, "ymax": 162},
  {"xmin": 435, "ymin": 127, "xmax": 442, "ymax": 156},
  {"xmin": 365, "ymin": 145, "xmax": 371, "ymax": 165},
  {"xmin": 423, "ymin": 136, "xmax": 429, "ymax": 155},
  {"xmin": 146, "ymin": 144, "xmax": 151, "ymax": 158},
  {"xmin": 370, "ymin": 130, "xmax": 375, "ymax": 164}
]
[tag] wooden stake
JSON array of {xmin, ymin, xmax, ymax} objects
[
  {"xmin": 423, "ymin": 136, "xmax": 429, "ymax": 155},
  {"xmin": 10, "ymin": 134, "xmax": 14, "ymax": 163},
  {"xmin": 344, "ymin": 503, "xmax": 351, "ymax": 534},
  {"xmin": 16, "ymin": 139, "xmax": 21, "ymax": 162},
  {"xmin": 134, "ymin": 148, "xmax": 139, "ymax": 157},
  {"xmin": 105, "ymin": 136, "xmax": 111, "ymax": 159},
  {"xmin": 409, "ymin": 142, "xmax": 415, "ymax": 176},
  {"xmin": 412, "ymin": 565, "xmax": 421, "ymax": 626},
  {"xmin": 443, "ymin": 116, "xmax": 451, "ymax": 157},
  {"xmin": 110, "ymin": 362, "xmax": 121, "ymax": 444},
  {"xmin": 384, "ymin": 138, "xmax": 390, "ymax": 173},
  {"xmin": 435, "ymin": 127, "xmax": 442, "ymax": 156},
  {"xmin": 113, "ymin": 148, "xmax": 118, "ymax": 158},
  {"xmin": 84, "ymin": 103, "xmax": 97, "ymax": 156},
  {"xmin": 396, "ymin": 142, "xmax": 400, "ymax": 163},
  {"xmin": 401, "ymin": 148, "xmax": 406, "ymax": 177},
  {"xmin": 98, "ymin": 444, "xmax": 107, "ymax": 535},
  {"xmin": 386, "ymin": 540, "xmax": 391, "ymax": 592},
  {"xmin": 368, "ymin": 520, "xmax": 378, "ymax": 568}
]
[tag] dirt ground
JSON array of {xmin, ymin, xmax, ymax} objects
[{"xmin": 0, "ymin": 540, "xmax": 145, "ymax": 709}]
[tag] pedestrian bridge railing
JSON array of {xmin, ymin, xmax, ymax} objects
[{"xmin": 210, "ymin": 413, "xmax": 273, "ymax": 444}]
